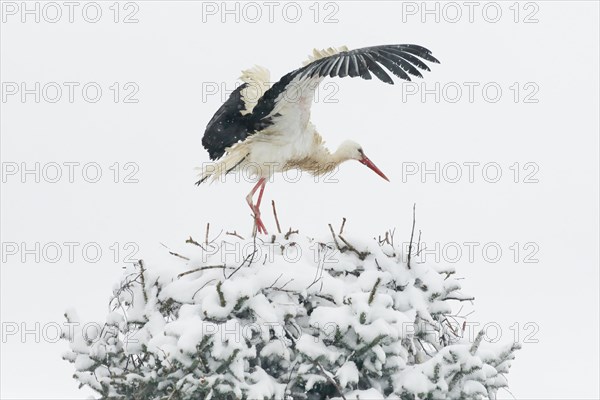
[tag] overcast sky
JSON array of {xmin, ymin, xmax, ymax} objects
[{"xmin": 1, "ymin": 1, "xmax": 599, "ymax": 399}]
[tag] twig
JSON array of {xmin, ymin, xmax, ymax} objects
[
  {"xmin": 168, "ymin": 251, "xmax": 190, "ymax": 261},
  {"xmin": 205, "ymin": 223, "xmax": 210, "ymax": 247},
  {"xmin": 314, "ymin": 293, "xmax": 336, "ymax": 303},
  {"xmin": 338, "ymin": 235, "xmax": 369, "ymax": 260},
  {"xmin": 442, "ymin": 295, "xmax": 475, "ymax": 302},
  {"xmin": 177, "ymin": 265, "xmax": 230, "ymax": 278},
  {"xmin": 161, "ymin": 243, "xmax": 191, "ymax": 261},
  {"xmin": 227, "ymin": 252, "xmax": 253, "ymax": 279},
  {"xmin": 271, "ymin": 200, "xmax": 282, "ymax": 234},
  {"xmin": 186, "ymin": 236, "xmax": 204, "ymax": 248},
  {"xmin": 311, "ymin": 243, "xmax": 327, "ymax": 289},
  {"xmin": 316, "ymin": 362, "xmax": 347, "ymax": 400},
  {"xmin": 252, "ymin": 216, "xmax": 258, "ymax": 238},
  {"xmin": 225, "ymin": 231, "xmax": 244, "ymax": 240},
  {"xmin": 227, "ymin": 234, "xmax": 258, "ymax": 279},
  {"xmin": 192, "ymin": 279, "xmax": 216, "ymax": 300},
  {"xmin": 279, "ymin": 278, "xmax": 294, "ymax": 291},
  {"xmin": 306, "ymin": 277, "xmax": 322, "ymax": 291},
  {"xmin": 138, "ymin": 260, "xmax": 148, "ymax": 303},
  {"xmin": 268, "ymin": 278, "xmax": 295, "ymax": 292},
  {"xmin": 268, "ymin": 273, "xmax": 283, "ymax": 289},
  {"xmin": 216, "ymin": 281, "xmax": 226, "ymax": 307},
  {"xmin": 407, "ymin": 203, "xmax": 416, "ymax": 269},
  {"xmin": 328, "ymin": 223, "xmax": 342, "ymax": 250},
  {"xmin": 374, "ymin": 258, "xmax": 382, "ymax": 271},
  {"xmin": 339, "ymin": 217, "xmax": 347, "ymax": 235},
  {"xmin": 368, "ymin": 278, "xmax": 381, "ymax": 305},
  {"xmin": 285, "ymin": 227, "xmax": 298, "ymax": 240},
  {"xmin": 266, "ymin": 286, "xmax": 295, "ymax": 295}
]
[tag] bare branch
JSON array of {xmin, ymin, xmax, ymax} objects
[
  {"xmin": 138, "ymin": 260, "xmax": 148, "ymax": 304},
  {"xmin": 407, "ymin": 203, "xmax": 416, "ymax": 269},
  {"xmin": 216, "ymin": 281, "xmax": 226, "ymax": 307},
  {"xmin": 227, "ymin": 234, "xmax": 258, "ymax": 279},
  {"xmin": 368, "ymin": 277, "xmax": 381, "ymax": 305},
  {"xmin": 268, "ymin": 273, "xmax": 283, "ymax": 289},
  {"xmin": 306, "ymin": 277, "xmax": 322, "ymax": 291},
  {"xmin": 186, "ymin": 236, "xmax": 204, "ymax": 249},
  {"xmin": 205, "ymin": 223, "xmax": 210, "ymax": 247},
  {"xmin": 339, "ymin": 235, "xmax": 369, "ymax": 260},
  {"xmin": 339, "ymin": 217, "xmax": 347, "ymax": 235},
  {"xmin": 225, "ymin": 231, "xmax": 245, "ymax": 240},
  {"xmin": 177, "ymin": 265, "xmax": 230, "ymax": 278},
  {"xmin": 328, "ymin": 223, "xmax": 342, "ymax": 250},
  {"xmin": 442, "ymin": 295, "xmax": 475, "ymax": 302},
  {"xmin": 285, "ymin": 227, "xmax": 299, "ymax": 240},
  {"xmin": 161, "ymin": 243, "xmax": 190, "ymax": 261},
  {"xmin": 192, "ymin": 279, "xmax": 216, "ymax": 300},
  {"xmin": 272, "ymin": 200, "xmax": 282, "ymax": 234}
]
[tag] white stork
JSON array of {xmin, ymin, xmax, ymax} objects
[{"xmin": 197, "ymin": 44, "xmax": 439, "ymax": 234}]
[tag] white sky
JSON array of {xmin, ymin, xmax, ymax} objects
[{"xmin": 1, "ymin": 1, "xmax": 599, "ymax": 399}]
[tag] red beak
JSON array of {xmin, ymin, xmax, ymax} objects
[{"xmin": 359, "ymin": 156, "xmax": 390, "ymax": 182}]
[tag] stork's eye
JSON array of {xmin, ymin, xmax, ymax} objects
[{"xmin": 358, "ymin": 148, "xmax": 364, "ymax": 155}]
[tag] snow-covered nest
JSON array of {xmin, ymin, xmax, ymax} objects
[{"xmin": 62, "ymin": 223, "xmax": 520, "ymax": 400}]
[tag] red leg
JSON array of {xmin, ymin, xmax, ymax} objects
[
  {"xmin": 256, "ymin": 179, "xmax": 266, "ymax": 208},
  {"xmin": 255, "ymin": 180, "xmax": 267, "ymax": 233},
  {"xmin": 246, "ymin": 178, "xmax": 267, "ymax": 234}
]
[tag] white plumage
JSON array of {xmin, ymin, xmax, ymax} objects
[{"xmin": 198, "ymin": 44, "xmax": 439, "ymax": 233}]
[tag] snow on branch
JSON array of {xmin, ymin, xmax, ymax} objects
[{"xmin": 62, "ymin": 218, "xmax": 520, "ymax": 400}]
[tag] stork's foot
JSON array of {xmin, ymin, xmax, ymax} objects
[{"xmin": 252, "ymin": 207, "xmax": 268, "ymax": 235}]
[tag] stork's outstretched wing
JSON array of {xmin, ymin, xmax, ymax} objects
[
  {"xmin": 202, "ymin": 44, "xmax": 438, "ymax": 161},
  {"xmin": 249, "ymin": 44, "xmax": 439, "ymax": 124}
]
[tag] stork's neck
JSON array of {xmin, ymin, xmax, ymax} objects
[
  {"xmin": 331, "ymin": 146, "xmax": 354, "ymax": 164},
  {"xmin": 309, "ymin": 143, "xmax": 353, "ymax": 174},
  {"xmin": 286, "ymin": 129, "xmax": 355, "ymax": 175}
]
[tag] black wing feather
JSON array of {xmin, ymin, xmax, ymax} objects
[
  {"xmin": 378, "ymin": 48, "xmax": 424, "ymax": 77},
  {"xmin": 371, "ymin": 51, "xmax": 411, "ymax": 81},
  {"xmin": 392, "ymin": 50, "xmax": 431, "ymax": 72},
  {"xmin": 347, "ymin": 54, "xmax": 360, "ymax": 77},
  {"xmin": 354, "ymin": 53, "xmax": 370, "ymax": 78},
  {"xmin": 201, "ymin": 83, "xmax": 261, "ymax": 160},
  {"xmin": 329, "ymin": 57, "xmax": 343, "ymax": 78},
  {"xmin": 363, "ymin": 52, "xmax": 393, "ymax": 84},
  {"xmin": 338, "ymin": 56, "xmax": 350, "ymax": 78},
  {"xmin": 396, "ymin": 44, "xmax": 440, "ymax": 64}
]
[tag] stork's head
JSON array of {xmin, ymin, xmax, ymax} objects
[{"xmin": 337, "ymin": 140, "xmax": 390, "ymax": 182}]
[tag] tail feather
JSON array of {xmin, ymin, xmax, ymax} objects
[{"xmin": 195, "ymin": 150, "xmax": 248, "ymax": 185}]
